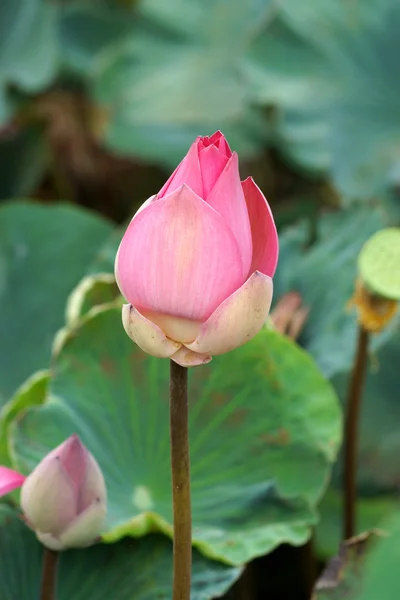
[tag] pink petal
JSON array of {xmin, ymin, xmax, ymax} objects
[
  {"xmin": 206, "ymin": 153, "xmax": 253, "ymax": 275},
  {"xmin": 57, "ymin": 434, "xmax": 87, "ymax": 491},
  {"xmin": 158, "ymin": 142, "xmax": 203, "ymax": 199},
  {"xmin": 171, "ymin": 346, "xmax": 212, "ymax": 367},
  {"xmin": 122, "ymin": 304, "xmax": 181, "ymax": 357},
  {"xmin": 115, "ymin": 185, "xmax": 245, "ymax": 321},
  {"xmin": 197, "ymin": 131, "xmax": 232, "ymax": 157},
  {"xmin": 0, "ymin": 466, "xmax": 25, "ymax": 497},
  {"xmin": 242, "ymin": 178, "xmax": 279, "ymax": 277},
  {"xmin": 209, "ymin": 131, "xmax": 232, "ymax": 157},
  {"xmin": 198, "ymin": 144, "xmax": 229, "ymax": 198},
  {"xmin": 186, "ymin": 271, "xmax": 273, "ymax": 355}
]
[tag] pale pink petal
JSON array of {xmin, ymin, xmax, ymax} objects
[
  {"xmin": 37, "ymin": 499, "xmax": 106, "ymax": 550},
  {"xmin": 122, "ymin": 304, "xmax": 181, "ymax": 357},
  {"xmin": 171, "ymin": 346, "xmax": 212, "ymax": 367},
  {"xmin": 116, "ymin": 185, "xmax": 245, "ymax": 321},
  {"xmin": 79, "ymin": 452, "xmax": 107, "ymax": 513},
  {"xmin": 206, "ymin": 152, "xmax": 253, "ymax": 275},
  {"xmin": 0, "ymin": 466, "xmax": 25, "ymax": 497},
  {"xmin": 21, "ymin": 458, "xmax": 76, "ymax": 535},
  {"xmin": 158, "ymin": 142, "xmax": 203, "ymax": 199},
  {"xmin": 198, "ymin": 144, "xmax": 229, "ymax": 198},
  {"xmin": 58, "ymin": 500, "xmax": 106, "ymax": 549},
  {"xmin": 242, "ymin": 177, "xmax": 279, "ymax": 277},
  {"xmin": 186, "ymin": 272, "xmax": 273, "ymax": 355}
]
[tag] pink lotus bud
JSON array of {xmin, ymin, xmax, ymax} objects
[
  {"xmin": 115, "ymin": 131, "xmax": 278, "ymax": 367},
  {"xmin": 0, "ymin": 435, "xmax": 106, "ymax": 551}
]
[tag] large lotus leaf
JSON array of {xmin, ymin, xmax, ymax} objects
[
  {"xmin": 0, "ymin": 0, "xmax": 58, "ymax": 123},
  {"xmin": 265, "ymin": 0, "xmax": 400, "ymax": 198},
  {"xmin": 0, "ymin": 201, "xmax": 113, "ymax": 406},
  {"xmin": 10, "ymin": 305, "xmax": 341, "ymax": 565},
  {"xmin": 0, "ymin": 504, "xmax": 241, "ymax": 600}
]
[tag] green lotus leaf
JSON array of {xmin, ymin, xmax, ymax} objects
[
  {"xmin": 10, "ymin": 305, "xmax": 341, "ymax": 565},
  {"xmin": 0, "ymin": 0, "xmax": 58, "ymax": 123},
  {"xmin": 0, "ymin": 201, "xmax": 113, "ymax": 406},
  {"xmin": 0, "ymin": 370, "xmax": 49, "ymax": 467},
  {"xmin": 0, "ymin": 504, "xmax": 241, "ymax": 600},
  {"xmin": 65, "ymin": 273, "xmax": 121, "ymax": 326},
  {"xmin": 358, "ymin": 228, "xmax": 400, "ymax": 300}
]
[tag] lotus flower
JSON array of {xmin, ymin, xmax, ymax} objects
[
  {"xmin": 0, "ymin": 435, "xmax": 106, "ymax": 551},
  {"xmin": 115, "ymin": 131, "xmax": 278, "ymax": 367}
]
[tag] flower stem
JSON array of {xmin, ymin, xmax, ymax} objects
[
  {"xmin": 40, "ymin": 548, "xmax": 59, "ymax": 600},
  {"xmin": 343, "ymin": 326, "xmax": 369, "ymax": 540},
  {"xmin": 170, "ymin": 360, "xmax": 191, "ymax": 600}
]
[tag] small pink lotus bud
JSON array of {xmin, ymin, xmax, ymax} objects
[
  {"xmin": 115, "ymin": 131, "xmax": 279, "ymax": 367},
  {"xmin": 0, "ymin": 435, "xmax": 106, "ymax": 551}
]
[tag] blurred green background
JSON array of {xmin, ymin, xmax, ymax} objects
[
  {"xmin": 0, "ymin": 1, "xmax": 400, "ymax": 599},
  {"xmin": 1, "ymin": 0, "xmax": 400, "ymax": 218}
]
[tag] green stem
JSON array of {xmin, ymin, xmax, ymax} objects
[
  {"xmin": 40, "ymin": 548, "xmax": 59, "ymax": 600},
  {"xmin": 343, "ymin": 326, "xmax": 369, "ymax": 540},
  {"xmin": 170, "ymin": 360, "xmax": 192, "ymax": 600}
]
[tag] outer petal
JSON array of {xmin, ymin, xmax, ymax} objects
[
  {"xmin": 198, "ymin": 144, "xmax": 229, "ymax": 198},
  {"xmin": 206, "ymin": 153, "xmax": 253, "ymax": 275},
  {"xmin": 122, "ymin": 304, "xmax": 181, "ymax": 357},
  {"xmin": 21, "ymin": 457, "xmax": 76, "ymax": 535},
  {"xmin": 36, "ymin": 499, "xmax": 106, "ymax": 550},
  {"xmin": 242, "ymin": 177, "xmax": 279, "ymax": 277},
  {"xmin": 158, "ymin": 142, "xmax": 203, "ymax": 199},
  {"xmin": 79, "ymin": 451, "xmax": 107, "ymax": 513},
  {"xmin": 171, "ymin": 346, "xmax": 212, "ymax": 367},
  {"xmin": 0, "ymin": 466, "xmax": 25, "ymax": 497},
  {"xmin": 60, "ymin": 500, "xmax": 106, "ymax": 549},
  {"xmin": 115, "ymin": 185, "xmax": 245, "ymax": 321},
  {"xmin": 186, "ymin": 271, "xmax": 273, "ymax": 355}
]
